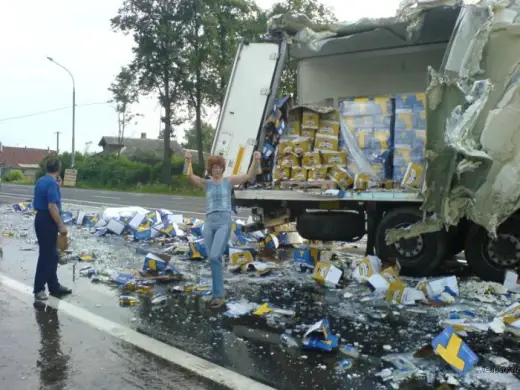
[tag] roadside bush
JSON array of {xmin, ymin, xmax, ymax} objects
[{"xmin": 2, "ymin": 169, "xmax": 25, "ymax": 182}]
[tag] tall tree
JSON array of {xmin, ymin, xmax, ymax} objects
[
  {"xmin": 108, "ymin": 66, "xmax": 140, "ymax": 150},
  {"xmin": 111, "ymin": 0, "xmax": 187, "ymax": 185},
  {"xmin": 182, "ymin": 121, "xmax": 215, "ymax": 153}
]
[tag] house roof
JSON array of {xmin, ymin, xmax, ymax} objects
[
  {"xmin": 98, "ymin": 136, "xmax": 183, "ymax": 155},
  {"xmin": 0, "ymin": 146, "xmax": 54, "ymax": 168}
]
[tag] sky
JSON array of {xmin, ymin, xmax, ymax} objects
[{"xmin": 0, "ymin": 0, "xmax": 400, "ymax": 154}]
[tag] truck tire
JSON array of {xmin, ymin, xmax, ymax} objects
[
  {"xmin": 464, "ymin": 218, "xmax": 520, "ymax": 283},
  {"xmin": 296, "ymin": 211, "xmax": 365, "ymax": 242},
  {"xmin": 375, "ymin": 207, "xmax": 447, "ymax": 277}
]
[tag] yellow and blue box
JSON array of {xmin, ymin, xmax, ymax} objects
[
  {"xmin": 395, "ymin": 92, "xmax": 426, "ymax": 114},
  {"xmin": 111, "ymin": 272, "xmax": 135, "ymax": 286},
  {"xmin": 142, "ymin": 253, "xmax": 180, "ymax": 275},
  {"xmin": 431, "ymin": 327, "xmax": 478, "ymax": 375},
  {"xmin": 61, "ymin": 211, "xmax": 74, "ymax": 225},
  {"xmin": 190, "ymin": 222, "xmax": 204, "ymax": 237},
  {"xmin": 341, "ymin": 96, "xmax": 393, "ymax": 116},
  {"xmin": 189, "ymin": 239, "xmax": 207, "ymax": 259},
  {"xmin": 259, "ymin": 233, "xmax": 279, "ymax": 251},
  {"xmin": 302, "ymin": 319, "xmax": 339, "ymax": 352},
  {"xmin": 293, "ymin": 246, "xmax": 321, "ymax": 269}
]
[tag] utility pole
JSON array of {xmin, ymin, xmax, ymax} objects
[
  {"xmin": 47, "ymin": 57, "xmax": 76, "ymax": 167},
  {"xmin": 54, "ymin": 131, "xmax": 61, "ymax": 154}
]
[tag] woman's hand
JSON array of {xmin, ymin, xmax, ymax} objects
[
  {"xmin": 184, "ymin": 150, "xmax": 192, "ymax": 161},
  {"xmin": 253, "ymin": 151, "xmax": 261, "ymax": 161}
]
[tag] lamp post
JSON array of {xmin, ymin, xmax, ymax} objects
[{"xmin": 47, "ymin": 57, "xmax": 76, "ymax": 167}]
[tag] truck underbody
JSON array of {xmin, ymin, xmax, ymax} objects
[{"xmin": 215, "ymin": 1, "xmax": 520, "ymax": 283}]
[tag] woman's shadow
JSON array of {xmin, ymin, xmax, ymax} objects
[{"xmin": 33, "ymin": 302, "xmax": 70, "ymax": 389}]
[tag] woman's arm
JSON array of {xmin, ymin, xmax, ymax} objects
[
  {"xmin": 184, "ymin": 151, "xmax": 206, "ymax": 189},
  {"xmin": 229, "ymin": 151, "xmax": 261, "ymax": 186}
]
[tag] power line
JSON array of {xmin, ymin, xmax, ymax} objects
[{"xmin": 0, "ymin": 101, "xmax": 113, "ymax": 123}]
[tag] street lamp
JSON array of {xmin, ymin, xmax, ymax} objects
[{"xmin": 47, "ymin": 56, "xmax": 76, "ymax": 167}]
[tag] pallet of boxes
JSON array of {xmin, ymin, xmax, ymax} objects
[
  {"xmin": 273, "ymin": 93, "xmax": 427, "ymax": 191},
  {"xmin": 275, "ymin": 106, "xmax": 349, "ymax": 190}
]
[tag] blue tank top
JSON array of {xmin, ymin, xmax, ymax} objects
[{"xmin": 205, "ymin": 178, "xmax": 232, "ymax": 215}]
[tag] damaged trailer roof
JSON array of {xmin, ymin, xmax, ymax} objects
[{"xmin": 269, "ymin": 5, "xmax": 462, "ymax": 59}]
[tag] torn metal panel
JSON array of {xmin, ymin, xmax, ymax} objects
[{"xmin": 389, "ymin": 0, "xmax": 520, "ymax": 243}]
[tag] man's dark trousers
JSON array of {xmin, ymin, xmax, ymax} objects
[{"xmin": 33, "ymin": 211, "xmax": 60, "ymax": 294}]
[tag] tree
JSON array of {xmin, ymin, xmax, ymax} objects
[
  {"xmin": 111, "ymin": 0, "xmax": 188, "ymax": 186},
  {"xmin": 266, "ymin": 0, "xmax": 337, "ymax": 100},
  {"xmin": 182, "ymin": 121, "xmax": 215, "ymax": 153},
  {"xmin": 108, "ymin": 66, "xmax": 140, "ymax": 150}
]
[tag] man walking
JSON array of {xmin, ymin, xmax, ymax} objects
[{"xmin": 33, "ymin": 158, "xmax": 71, "ymax": 300}]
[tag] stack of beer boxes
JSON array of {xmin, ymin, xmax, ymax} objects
[
  {"xmin": 275, "ymin": 108, "xmax": 348, "ymax": 188},
  {"xmin": 340, "ymin": 96, "xmax": 393, "ymax": 184},
  {"xmin": 392, "ymin": 93, "xmax": 427, "ymax": 188}
]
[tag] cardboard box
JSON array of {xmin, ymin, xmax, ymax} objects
[
  {"xmin": 314, "ymin": 133, "xmax": 339, "ymax": 151},
  {"xmin": 497, "ymin": 302, "xmax": 520, "ymax": 328},
  {"xmin": 273, "ymin": 166, "xmax": 291, "ymax": 180},
  {"xmin": 504, "ymin": 270, "xmax": 520, "ymax": 293},
  {"xmin": 317, "ymin": 120, "xmax": 340, "ymax": 137},
  {"xmin": 302, "ymin": 151, "xmax": 321, "ymax": 168},
  {"xmin": 320, "ymin": 150, "xmax": 347, "ymax": 166},
  {"xmin": 142, "ymin": 253, "xmax": 180, "ymax": 275},
  {"xmin": 278, "ymin": 138, "xmax": 293, "ymax": 154},
  {"xmin": 386, "ymin": 280, "xmax": 426, "ymax": 304},
  {"xmin": 302, "ymin": 319, "xmax": 339, "ymax": 351},
  {"xmin": 353, "ymin": 173, "xmax": 379, "ymax": 190},
  {"xmin": 228, "ymin": 247, "xmax": 255, "ymax": 272},
  {"xmin": 288, "ymin": 121, "xmax": 301, "ymax": 136},
  {"xmin": 401, "ymin": 163, "xmax": 424, "ymax": 189},
  {"xmin": 278, "ymin": 154, "xmax": 300, "ymax": 169},
  {"xmin": 301, "ymin": 128, "xmax": 316, "ymax": 139},
  {"xmin": 290, "ymin": 167, "xmax": 308, "ymax": 181},
  {"xmin": 308, "ymin": 166, "xmax": 329, "ymax": 181},
  {"xmin": 328, "ymin": 165, "xmax": 353, "ymax": 189},
  {"xmin": 188, "ymin": 240, "xmax": 207, "ymax": 259},
  {"xmin": 367, "ymin": 266, "xmax": 401, "ymax": 292},
  {"xmin": 291, "ymin": 137, "xmax": 312, "ymax": 154},
  {"xmin": 352, "ymin": 255, "xmax": 381, "ymax": 283},
  {"xmin": 302, "ymin": 111, "xmax": 320, "ymax": 129},
  {"xmin": 313, "ymin": 261, "xmax": 343, "ymax": 287},
  {"xmin": 293, "ymin": 246, "xmax": 321, "ymax": 269},
  {"xmin": 431, "ymin": 327, "xmax": 478, "ymax": 375}
]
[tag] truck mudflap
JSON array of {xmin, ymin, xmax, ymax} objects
[{"xmin": 388, "ymin": 1, "xmax": 520, "ymax": 243}]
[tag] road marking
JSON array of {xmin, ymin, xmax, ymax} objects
[
  {"xmin": 0, "ymin": 273, "xmax": 275, "ymax": 390},
  {"xmin": 92, "ymin": 195, "xmax": 121, "ymax": 200},
  {"xmin": 0, "ymin": 193, "xmax": 247, "ymax": 220}
]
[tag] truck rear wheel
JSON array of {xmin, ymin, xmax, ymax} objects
[
  {"xmin": 375, "ymin": 207, "xmax": 447, "ymax": 277},
  {"xmin": 464, "ymin": 219, "xmax": 520, "ymax": 282},
  {"xmin": 296, "ymin": 211, "xmax": 365, "ymax": 242}
]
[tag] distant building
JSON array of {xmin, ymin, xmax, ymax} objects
[
  {"xmin": 98, "ymin": 133, "xmax": 183, "ymax": 157},
  {"xmin": 0, "ymin": 142, "xmax": 54, "ymax": 180}
]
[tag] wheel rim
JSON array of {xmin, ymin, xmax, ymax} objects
[
  {"xmin": 486, "ymin": 233, "xmax": 520, "ymax": 267},
  {"xmin": 393, "ymin": 223, "xmax": 425, "ymax": 258}
]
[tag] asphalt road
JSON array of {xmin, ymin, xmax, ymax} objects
[{"xmin": 0, "ymin": 183, "xmax": 241, "ymax": 218}]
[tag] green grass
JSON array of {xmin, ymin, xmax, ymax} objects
[
  {"xmin": 75, "ymin": 182, "xmax": 204, "ymax": 197},
  {"xmin": 6, "ymin": 179, "xmax": 35, "ymax": 185}
]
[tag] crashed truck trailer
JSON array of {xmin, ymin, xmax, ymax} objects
[{"xmin": 211, "ymin": 1, "xmax": 520, "ymax": 283}]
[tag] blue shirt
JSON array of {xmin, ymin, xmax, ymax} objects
[
  {"xmin": 33, "ymin": 175, "xmax": 61, "ymax": 212},
  {"xmin": 205, "ymin": 178, "xmax": 232, "ymax": 215}
]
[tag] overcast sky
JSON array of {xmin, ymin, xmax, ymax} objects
[{"xmin": 0, "ymin": 0, "xmax": 399, "ymax": 154}]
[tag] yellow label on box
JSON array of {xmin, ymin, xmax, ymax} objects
[
  {"xmin": 386, "ymin": 280, "xmax": 406, "ymax": 304},
  {"xmin": 401, "ymin": 163, "xmax": 424, "ymax": 189},
  {"xmin": 291, "ymin": 137, "xmax": 312, "ymax": 155},
  {"xmin": 314, "ymin": 134, "xmax": 339, "ymax": 152},
  {"xmin": 320, "ymin": 110, "xmax": 340, "ymax": 122},
  {"xmin": 302, "ymin": 151, "xmax": 321, "ymax": 168},
  {"xmin": 302, "ymin": 111, "xmax": 319, "ymax": 129},
  {"xmin": 301, "ymin": 128, "xmax": 316, "ymax": 139},
  {"xmin": 353, "ymin": 173, "xmax": 378, "ymax": 190},
  {"xmin": 308, "ymin": 166, "xmax": 329, "ymax": 181},
  {"xmin": 229, "ymin": 250, "xmax": 254, "ymax": 268},
  {"xmin": 355, "ymin": 130, "xmax": 370, "ymax": 149},
  {"xmin": 291, "ymin": 167, "xmax": 308, "ymax": 181},
  {"xmin": 328, "ymin": 165, "xmax": 353, "ymax": 189},
  {"xmin": 374, "ymin": 130, "xmax": 389, "ymax": 150},
  {"xmin": 288, "ymin": 122, "xmax": 301, "ymax": 136},
  {"xmin": 279, "ymin": 154, "xmax": 299, "ymax": 168},
  {"xmin": 317, "ymin": 120, "xmax": 340, "ymax": 137},
  {"xmin": 320, "ymin": 150, "xmax": 347, "ymax": 166},
  {"xmin": 278, "ymin": 138, "xmax": 293, "ymax": 154},
  {"xmin": 273, "ymin": 166, "xmax": 291, "ymax": 180}
]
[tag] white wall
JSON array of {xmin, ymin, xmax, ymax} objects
[{"xmin": 297, "ymin": 44, "xmax": 447, "ymax": 104}]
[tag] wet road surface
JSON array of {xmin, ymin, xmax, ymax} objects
[{"xmin": 2, "ymin": 203, "xmax": 520, "ymax": 390}]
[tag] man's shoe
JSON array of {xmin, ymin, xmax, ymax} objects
[
  {"xmin": 50, "ymin": 285, "xmax": 72, "ymax": 297},
  {"xmin": 34, "ymin": 291, "xmax": 48, "ymax": 301}
]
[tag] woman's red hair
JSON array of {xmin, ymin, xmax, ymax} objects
[{"xmin": 207, "ymin": 155, "xmax": 226, "ymax": 172}]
